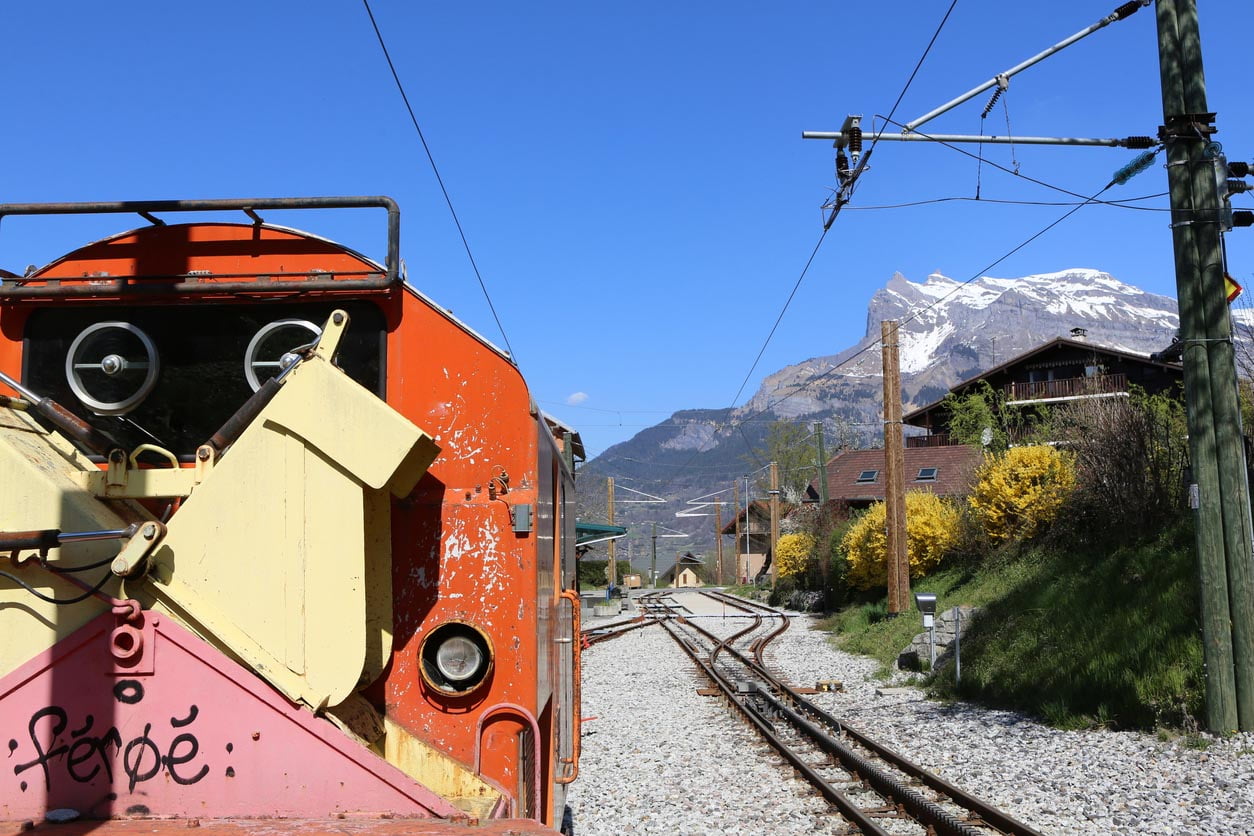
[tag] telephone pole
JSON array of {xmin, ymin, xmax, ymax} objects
[
  {"xmin": 607, "ymin": 477, "xmax": 617, "ymax": 587},
  {"xmin": 733, "ymin": 479, "xmax": 742, "ymax": 584},
  {"xmin": 650, "ymin": 522, "xmax": 657, "ymax": 589},
  {"xmin": 1157, "ymin": 0, "xmax": 1254, "ymax": 732},
  {"xmin": 769, "ymin": 461, "xmax": 781, "ymax": 586},
  {"xmin": 814, "ymin": 421, "xmax": 830, "ymax": 506},
  {"xmin": 882, "ymin": 320, "xmax": 909, "ymax": 614},
  {"xmin": 715, "ymin": 501, "xmax": 724, "ymax": 586}
]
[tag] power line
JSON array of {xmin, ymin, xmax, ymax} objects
[
  {"xmin": 874, "ymin": 113, "xmax": 1162, "ymax": 206},
  {"xmin": 727, "ymin": 226, "xmax": 830, "ymax": 410},
  {"xmin": 360, "ymin": 0, "xmax": 516, "ymax": 361},
  {"xmin": 843, "ymin": 193, "xmax": 1170, "ymax": 212},
  {"xmin": 647, "ymin": 1, "xmax": 961, "ymax": 494},
  {"xmin": 727, "ymin": 177, "xmax": 1126, "ymax": 428}
]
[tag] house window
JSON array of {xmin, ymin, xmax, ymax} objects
[
  {"xmin": 856, "ymin": 470, "xmax": 878, "ymax": 483},
  {"xmin": 916, "ymin": 467, "xmax": 939, "ymax": 482}
]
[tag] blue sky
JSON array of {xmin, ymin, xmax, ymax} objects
[{"xmin": 4, "ymin": 1, "xmax": 1251, "ymax": 457}]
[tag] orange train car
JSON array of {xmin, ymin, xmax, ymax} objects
[{"xmin": 0, "ymin": 198, "xmax": 581, "ymax": 835}]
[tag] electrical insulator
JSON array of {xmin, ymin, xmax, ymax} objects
[
  {"xmin": 1227, "ymin": 180, "xmax": 1252, "ymax": 195},
  {"xmin": 1113, "ymin": 0, "xmax": 1149, "ymax": 21},
  {"xmin": 1111, "ymin": 149, "xmax": 1157, "ymax": 185},
  {"xmin": 1123, "ymin": 136, "xmax": 1156, "ymax": 149},
  {"xmin": 981, "ymin": 87, "xmax": 1003, "ymax": 119},
  {"xmin": 847, "ymin": 126, "xmax": 862, "ymax": 168},
  {"xmin": 1233, "ymin": 211, "xmax": 1254, "ymax": 228},
  {"xmin": 835, "ymin": 151, "xmax": 850, "ymax": 183},
  {"xmin": 1229, "ymin": 161, "xmax": 1251, "ymax": 178}
]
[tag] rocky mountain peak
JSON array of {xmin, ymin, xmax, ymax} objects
[{"xmin": 579, "ymin": 268, "xmax": 1186, "ymax": 563}]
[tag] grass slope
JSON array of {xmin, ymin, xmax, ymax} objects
[{"xmin": 824, "ymin": 520, "xmax": 1205, "ymax": 730}]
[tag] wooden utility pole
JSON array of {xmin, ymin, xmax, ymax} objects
[
  {"xmin": 733, "ymin": 480, "xmax": 742, "ymax": 584},
  {"xmin": 769, "ymin": 461, "xmax": 781, "ymax": 586},
  {"xmin": 882, "ymin": 320, "xmax": 909, "ymax": 614},
  {"xmin": 714, "ymin": 501, "xmax": 724, "ymax": 586},
  {"xmin": 650, "ymin": 522, "xmax": 657, "ymax": 589},
  {"xmin": 607, "ymin": 477, "xmax": 617, "ymax": 587},
  {"xmin": 814, "ymin": 421, "xmax": 830, "ymax": 506},
  {"xmin": 1157, "ymin": 0, "xmax": 1254, "ymax": 731}
]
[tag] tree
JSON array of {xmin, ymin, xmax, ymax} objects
[
  {"xmin": 942, "ymin": 381, "xmax": 1007, "ymax": 450},
  {"xmin": 941, "ymin": 380, "xmax": 1053, "ymax": 451},
  {"xmin": 749, "ymin": 421, "xmax": 822, "ymax": 502},
  {"xmin": 842, "ymin": 491, "xmax": 960, "ymax": 590},
  {"xmin": 968, "ymin": 445, "xmax": 1076, "ymax": 543},
  {"xmin": 1050, "ymin": 388, "xmax": 1188, "ymax": 544}
]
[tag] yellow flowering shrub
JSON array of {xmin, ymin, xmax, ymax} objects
[
  {"xmin": 842, "ymin": 491, "xmax": 960, "ymax": 590},
  {"xmin": 968, "ymin": 445, "xmax": 1077, "ymax": 542},
  {"xmin": 774, "ymin": 532, "xmax": 816, "ymax": 578}
]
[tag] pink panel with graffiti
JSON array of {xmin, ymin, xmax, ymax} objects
[{"xmin": 1, "ymin": 612, "xmax": 460, "ymax": 820}]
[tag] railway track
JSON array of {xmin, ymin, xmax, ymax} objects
[{"xmin": 585, "ymin": 589, "xmax": 1043, "ymax": 836}]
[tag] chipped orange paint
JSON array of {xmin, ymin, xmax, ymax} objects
[{"xmin": 0, "ymin": 218, "xmax": 578, "ymax": 829}]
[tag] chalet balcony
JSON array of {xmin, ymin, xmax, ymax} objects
[
  {"xmin": 1003, "ymin": 373, "xmax": 1128, "ymax": 403},
  {"xmin": 906, "ymin": 433, "xmax": 953, "ymax": 448}
]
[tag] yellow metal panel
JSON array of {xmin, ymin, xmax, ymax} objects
[
  {"xmin": 381, "ymin": 716, "xmax": 504, "ymax": 819},
  {"xmin": 361, "ymin": 487, "xmax": 394, "ymax": 687},
  {"xmin": 129, "ymin": 354, "xmax": 437, "ymax": 711},
  {"xmin": 135, "ymin": 419, "xmax": 367, "ymax": 710},
  {"xmin": 263, "ymin": 359, "xmax": 439, "ymax": 497},
  {"xmin": 0, "ymin": 408, "xmax": 140, "ymax": 675}
]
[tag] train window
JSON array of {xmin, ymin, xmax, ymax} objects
[{"xmin": 22, "ymin": 300, "xmax": 386, "ymax": 459}]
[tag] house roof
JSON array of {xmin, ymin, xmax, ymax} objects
[
  {"xmin": 719, "ymin": 500, "xmax": 786, "ymax": 536},
  {"xmin": 659, "ymin": 554, "xmax": 706, "ymax": 584},
  {"xmin": 810, "ymin": 445, "xmax": 981, "ymax": 504},
  {"xmin": 903, "ymin": 336, "xmax": 1182, "ymax": 424}
]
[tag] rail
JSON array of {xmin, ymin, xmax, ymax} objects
[
  {"xmin": 659, "ymin": 591, "xmax": 1043, "ymax": 836},
  {"xmin": 0, "ymin": 196, "xmax": 402, "ymax": 297}
]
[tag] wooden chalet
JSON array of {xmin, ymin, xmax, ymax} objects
[{"xmin": 903, "ymin": 333, "xmax": 1183, "ymax": 447}]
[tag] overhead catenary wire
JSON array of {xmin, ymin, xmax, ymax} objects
[
  {"xmin": 615, "ymin": 167, "xmax": 1132, "ymax": 495},
  {"xmin": 844, "ymin": 194, "xmax": 1169, "ymax": 212},
  {"xmin": 725, "ymin": 175, "xmax": 1130, "ymax": 432},
  {"xmin": 360, "ymin": 0, "xmax": 516, "ymax": 362},
  {"xmin": 648, "ymin": 1, "xmax": 961, "ymax": 494}
]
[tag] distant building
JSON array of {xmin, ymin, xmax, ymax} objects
[
  {"xmin": 658, "ymin": 552, "xmax": 705, "ymax": 588},
  {"xmin": 903, "ymin": 336, "xmax": 1183, "ymax": 447},
  {"xmin": 807, "ymin": 446, "xmax": 981, "ymax": 511},
  {"xmin": 720, "ymin": 501, "xmax": 778, "ymax": 584}
]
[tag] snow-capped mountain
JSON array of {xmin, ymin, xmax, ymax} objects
[
  {"xmin": 578, "ymin": 268, "xmax": 1189, "ymax": 560},
  {"xmin": 742, "ymin": 268, "xmax": 1181, "ymax": 429}
]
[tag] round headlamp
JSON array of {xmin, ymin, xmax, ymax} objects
[{"xmin": 420, "ymin": 622, "xmax": 493, "ymax": 695}]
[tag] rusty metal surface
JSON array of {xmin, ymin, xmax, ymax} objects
[
  {"xmin": 0, "ymin": 208, "xmax": 579, "ymax": 830},
  {"xmin": 2, "ymin": 819, "xmax": 557, "ymax": 836},
  {"xmin": 664, "ymin": 591, "xmax": 1043, "ymax": 836},
  {"xmin": 0, "ymin": 197, "xmax": 401, "ymax": 290}
]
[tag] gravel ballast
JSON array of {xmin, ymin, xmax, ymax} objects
[{"xmin": 567, "ymin": 590, "xmax": 1254, "ymax": 836}]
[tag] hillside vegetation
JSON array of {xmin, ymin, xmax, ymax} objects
[
  {"xmin": 782, "ymin": 388, "xmax": 1206, "ymax": 730},
  {"xmin": 825, "ymin": 522, "xmax": 1202, "ymax": 729}
]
